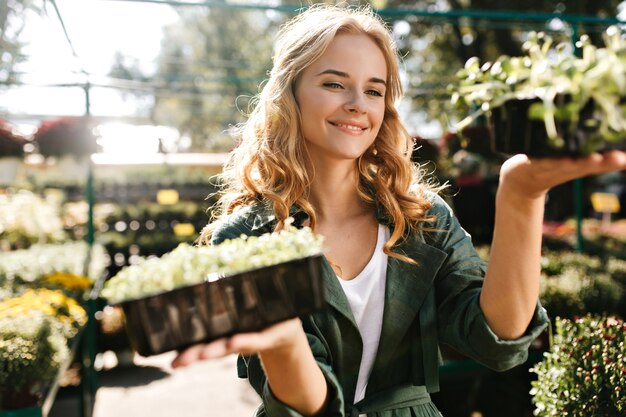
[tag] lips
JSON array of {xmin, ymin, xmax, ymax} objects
[{"xmin": 329, "ymin": 120, "xmax": 368, "ymax": 131}]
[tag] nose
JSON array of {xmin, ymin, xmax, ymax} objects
[{"xmin": 344, "ymin": 91, "xmax": 367, "ymax": 114}]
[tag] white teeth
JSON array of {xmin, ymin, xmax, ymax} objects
[{"xmin": 335, "ymin": 123, "xmax": 363, "ymax": 131}]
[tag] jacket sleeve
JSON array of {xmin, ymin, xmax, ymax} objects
[
  {"xmin": 427, "ymin": 194, "xmax": 549, "ymax": 371},
  {"xmin": 212, "ymin": 215, "xmax": 346, "ymax": 417},
  {"xmin": 236, "ymin": 318, "xmax": 345, "ymax": 417},
  {"xmin": 210, "ymin": 212, "xmax": 261, "ymax": 244}
]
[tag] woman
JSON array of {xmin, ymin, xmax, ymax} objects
[{"xmin": 172, "ymin": 5, "xmax": 626, "ymax": 417}]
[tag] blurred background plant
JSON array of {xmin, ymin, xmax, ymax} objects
[
  {"xmin": 0, "ymin": 288, "xmax": 87, "ymax": 338},
  {"xmin": 477, "ymin": 245, "xmax": 626, "ymax": 320},
  {"xmin": 0, "ymin": 240, "xmax": 103, "ymax": 410},
  {"xmin": 0, "ymin": 190, "xmax": 67, "ymax": 251},
  {"xmin": 33, "ymin": 117, "xmax": 99, "ymax": 159},
  {"xmin": 0, "ymin": 242, "xmax": 107, "ymax": 296},
  {"xmin": 0, "ymin": 313, "xmax": 70, "ymax": 410}
]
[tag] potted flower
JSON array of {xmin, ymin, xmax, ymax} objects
[
  {"xmin": 33, "ymin": 117, "xmax": 98, "ymax": 159},
  {"xmin": 530, "ymin": 315, "xmax": 626, "ymax": 416},
  {"xmin": 101, "ymin": 224, "xmax": 326, "ymax": 356},
  {"xmin": 0, "ymin": 312, "xmax": 71, "ymax": 411},
  {"xmin": 0, "ymin": 241, "xmax": 106, "ymax": 294},
  {"xmin": 0, "ymin": 190, "xmax": 67, "ymax": 251},
  {"xmin": 0, "ymin": 256, "xmax": 92, "ymax": 411},
  {"xmin": 450, "ymin": 26, "xmax": 626, "ymax": 156},
  {"xmin": 32, "ymin": 117, "xmax": 98, "ymax": 180}
]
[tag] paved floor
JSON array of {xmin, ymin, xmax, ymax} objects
[{"xmin": 50, "ymin": 352, "xmax": 260, "ymax": 417}]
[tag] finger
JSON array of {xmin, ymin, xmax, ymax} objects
[
  {"xmin": 171, "ymin": 344, "xmax": 205, "ymax": 368},
  {"xmin": 559, "ymin": 151, "xmax": 626, "ymax": 179},
  {"xmin": 227, "ymin": 332, "xmax": 272, "ymax": 354},
  {"xmin": 227, "ymin": 318, "xmax": 301, "ymax": 354},
  {"xmin": 531, "ymin": 152, "xmax": 625, "ymax": 182},
  {"xmin": 198, "ymin": 338, "xmax": 232, "ymax": 359},
  {"xmin": 597, "ymin": 150, "xmax": 626, "ymax": 171}
]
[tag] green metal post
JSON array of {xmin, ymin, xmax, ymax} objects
[
  {"xmin": 80, "ymin": 81, "xmax": 97, "ymax": 417},
  {"xmin": 571, "ymin": 25, "xmax": 585, "ymax": 252}
]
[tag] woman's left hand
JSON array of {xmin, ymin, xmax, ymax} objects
[{"xmin": 498, "ymin": 150, "xmax": 626, "ymax": 200}]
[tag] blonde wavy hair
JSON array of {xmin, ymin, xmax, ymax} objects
[{"xmin": 203, "ymin": 5, "xmax": 438, "ymax": 263}]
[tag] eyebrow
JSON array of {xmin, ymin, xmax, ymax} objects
[{"xmin": 316, "ymin": 69, "xmax": 386, "ymax": 86}]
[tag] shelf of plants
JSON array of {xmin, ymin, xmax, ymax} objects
[{"xmin": 0, "ymin": 241, "xmax": 107, "ymax": 415}]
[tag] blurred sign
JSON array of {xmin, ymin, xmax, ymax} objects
[
  {"xmin": 156, "ymin": 189, "xmax": 179, "ymax": 205},
  {"xmin": 173, "ymin": 223, "xmax": 195, "ymax": 237},
  {"xmin": 591, "ymin": 192, "xmax": 620, "ymax": 214}
]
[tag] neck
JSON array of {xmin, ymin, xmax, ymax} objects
[{"xmin": 307, "ymin": 159, "xmax": 369, "ymax": 223}]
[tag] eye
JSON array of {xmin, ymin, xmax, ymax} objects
[
  {"xmin": 366, "ymin": 89, "xmax": 383, "ymax": 97},
  {"xmin": 323, "ymin": 82, "xmax": 343, "ymax": 89}
]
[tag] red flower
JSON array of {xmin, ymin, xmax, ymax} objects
[{"xmin": 33, "ymin": 117, "xmax": 98, "ymax": 158}]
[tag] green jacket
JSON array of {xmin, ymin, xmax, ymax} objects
[{"xmin": 211, "ymin": 192, "xmax": 549, "ymax": 417}]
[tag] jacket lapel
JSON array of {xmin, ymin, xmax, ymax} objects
[
  {"xmin": 368, "ymin": 234, "xmax": 447, "ymax": 386},
  {"xmin": 315, "ymin": 226, "xmax": 450, "ymax": 373},
  {"xmin": 320, "ymin": 256, "xmax": 359, "ymax": 328}
]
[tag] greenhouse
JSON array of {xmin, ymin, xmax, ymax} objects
[{"xmin": 1, "ymin": 1, "xmax": 626, "ymax": 417}]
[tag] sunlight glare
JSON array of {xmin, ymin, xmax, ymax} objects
[{"xmin": 96, "ymin": 123, "xmax": 180, "ymax": 159}]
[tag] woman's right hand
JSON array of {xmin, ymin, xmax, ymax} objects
[
  {"xmin": 171, "ymin": 317, "xmax": 304, "ymax": 368},
  {"xmin": 172, "ymin": 317, "xmax": 328, "ymax": 415}
]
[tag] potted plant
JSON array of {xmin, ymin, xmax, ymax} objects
[
  {"xmin": 33, "ymin": 117, "xmax": 98, "ymax": 158},
  {"xmin": 450, "ymin": 27, "xmax": 626, "ymax": 156},
  {"xmin": 0, "ymin": 241, "xmax": 106, "ymax": 294},
  {"xmin": 530, "ymin": 315, "xmax": 626, "ymax": 416},
  {"xmin": 0, "ymin": 286, "xmax": 87, "ymax": 412},
  {"xmin": 0, "ymin": 242, "xmax": 99, "ymax": 412},
  {"xmin": 101, "ymin": 224, "xmax": 326, "ymax": 356},
  {"xmin": 0, "ymin": 120, "xmax": 25, "ymax": 185},
  {"xmin": 0, "ymin": 190, "xmax": 67, "ymax": 251},
  {"xmin": 0, "ymin": 288, "xmax": 87, "ymax": 340},
  {"xmin": 0, "ymin": 313, "xmax": 70, "ymax": 411}
]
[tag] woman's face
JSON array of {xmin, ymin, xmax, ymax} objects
[{"xmin": 295, "ymin": 33, "xmax": 387, "ymax": 163}]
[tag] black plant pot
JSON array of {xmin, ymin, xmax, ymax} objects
[
  {"xmin": 118, "ymin": 255, "xmax": 325, "ymax": 356},
  {"xmin": 489, "ymin": 98, "xmax": 626, "ymax": 157}
]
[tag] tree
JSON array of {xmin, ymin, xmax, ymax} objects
[
  {"xmin": 0, "ymin": 0, "xmax": 43, "ymax": 85},
  {"xmin": 113, "ymin": 5, "xmax": 280, "ymax": 152}
]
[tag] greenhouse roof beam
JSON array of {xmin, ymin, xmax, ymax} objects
[{"xmin": 95, "ymin": 0, "xmax": 626, "ymax": 25}]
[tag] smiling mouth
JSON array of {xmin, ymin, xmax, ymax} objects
[{"xmin": 330, "ymin": 122, "xmax": 367, "ymax": 131}]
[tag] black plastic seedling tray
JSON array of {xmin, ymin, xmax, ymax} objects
[{"xmin": 118, "ymin": 255, "xmax": 325, "ymax": 356}]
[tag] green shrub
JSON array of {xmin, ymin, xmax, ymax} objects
[
  {"xmin": 580, "ymin": 274, "xmax": 625, "ymax": 317},
  {"xmin": 531, "ymin": 315, "xmax": 626, "ymax": 416},
  {"xmin": 539, "ymin": 272, "xmax": 585, "ymax": 320},
  {"xmin": 534, "ymin": 251, "xmax": 625, "ymax": 320},
  {"xmin": 607, "ymin": 258, "xmax": 626, "ymax": 286},
  {"xmin": 0, "ymin": 313, "xmax": 69, "ymax": 394}
]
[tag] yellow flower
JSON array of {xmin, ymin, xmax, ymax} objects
[
  {"xmin": 0, "ymin": 288, "xmax": 86, "ymax": 328},
  {"xmin": 42, "ymin": 272, "xmax": 92, "ymax": 293}
]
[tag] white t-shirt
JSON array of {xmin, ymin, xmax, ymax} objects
[{"xmin": 338, "ymin": 224, "xmax": 389, "ymax": 408}]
